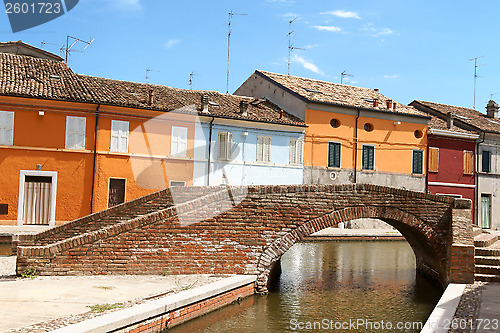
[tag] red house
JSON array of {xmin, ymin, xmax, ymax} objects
[{"xmin": 410, "ymin": 101, "xmax": 479, "ymax": 222}]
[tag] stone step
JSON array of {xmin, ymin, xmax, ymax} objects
[
  {"xmin": 475, "ymin": 264, "xmax": 500, "ymax": 275},
  {"xmin": 476, "ymin": 246, "xmax": 500, "ymax": 257},
  {"xmin": 473, "ymin": 227, "xmax": 483, "ymax": 237},
  {"xmin": 475, "ymin": 273, "xmax": 500, "ymax": 282},
  {"xmin": 475, "ymin": 256, "xmax": 500, "ymax": 266},
  {"xmin": 474, "ymin": 233, "xmax": 498, "ymax": 248}
]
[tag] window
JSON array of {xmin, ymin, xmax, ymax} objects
[
  {"xmin": 412, "ymin": 149, "xmax": 424, "ymax": 174},
  {"xmin": 171, "ymin": 126, "xmax": 187, "ymax": 157},
  {"xmin": 428, "ymin": 147, "xmax": 439, "ymax": 172},
  {"xmin": 414, "ymin": 130, "xmax": 423, "ymax": 138},
  {"xmin": 217, "ymin": 132, "xmax": 233, "ymax": 161},
  {"xmin": 463, "ymin": 151, "xmax": 474, "ymax": 174},
  {"xmin": 108, "ymin": 178, "xmax": 125, "ymax": 208},
  {"xmin": 362, "ymin": 145, "xmax": 375, "ymax": 170},
  {"xmin": 170, "ymin": 181, "xmax": 186, "ymax": 186},
  {"xmin": 482, "ymin": 150, "xmax": 491, "ymax": 173},
  {"xmin": 328, "ymin": 142, "xmax": 341, "ymax": 168},
  {"xmin": 0, "ymin": 111, "xmax": 14, "ymax": 145},
  {"xmin": 330, "ymin": 119, "xmax": 340, "ymax": 128},
  {"xmin": 110, "ymin": 120, "xmax": 129, "ymax": 153},
  {"xmin": 364, "ymin": 123, "xmax": 374, "ymax": 132},
  {"xmin": 256, "ymin": 136, "xmax": 271, "ymax": 163},
  {"xmin": 289, "ymin": 139, "xmax": 303, "ymax": 165},
  {"xmin": 65, "ymin": 116, "xmax": 86, "ymax": 150}
]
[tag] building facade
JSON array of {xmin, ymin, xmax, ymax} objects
[
  {"xmin": 411, "ymin": 100, "xmax": 500, "ymax": 230},
  {"xmin": 236, "ymin": 70, "xmax": 430, "ymax": 191}
]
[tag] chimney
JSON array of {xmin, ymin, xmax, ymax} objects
[
  {"xmin": 386, "ymin": 99, "xmax": 393, "ymax": 109},
  {"xmin": 240, "ymin": 100, "xmax": 249, "ymax": 116},
  {"xmin": 201, "ymin": 94, "xmax": 209, "ymax": 113},
  {"xmin": 486, "ymin": 100, "xmax": 499, "ymax": 119},
  {"xmin": 280, "ymin": 109, "xmax": 283, "ymax": 119},
  {"xmin": 148, "ymin": 88, "xmax": 154, "ymax": 106},
  {"xmin": 374, "ymin": 88, "xmax": 379, "ymax": 93},
  {"xmin": 447, "ymin": 112, "xmax": 454, "ymax": 129},
  {"xmin": 392, "ymin": 102, "xmax": 397, "ymax": 110},
  {"xmin": 373, "ymin": 98, "xmax": 379, "ymax": 107}
]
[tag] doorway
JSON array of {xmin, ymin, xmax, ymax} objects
[
  {"xmin": 108, "ymin": 178, "xmax": 126, "ymax": 208},
  {"xmin": 17, "ymin": 170, "xmax": 57, "ymax": 226},
  {"xmin": 481, "ymin": 194, "xmax": 491, "ymax": 229}
]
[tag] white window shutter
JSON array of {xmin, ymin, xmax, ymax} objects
[
  {"xmin": 111, "ymin": 120, "xmax": 128, "ymax": 153},
  {"xmin": 264, "ymin": 137, "xmax": 271, "ymax": 162},
  {"xmin": 218, "ymin": 132, "xmax": 227, "ymax": 160},
  {"xmin": 226, "ymin": 132, "xmax": 233, "ymax": 160},
  {"xmin": 256, "ymin": 137, "xmax": 263, "ymax": 162},
  {"xmin": 297, "ymin": 140, "xmax": 303, "ymax": 164},
  {"xmin": 289, "ymin": 140, "xmax": 296, "ymax": 164},
  {"xmin": 120, "ymin": 121, "xmax": 129, "ymax": 153},
  {"xmin": 171, "ymin": 126, "xmax": 187, "ymax": 157},
  {"xmin": 0, "ymin": 111, "xmax": 14, "ymax": 145},
  {"xmin": 65, "ymin": 117, "xmax": 74, "ymax": 149},
  {"xmin": 76, "ymin": 117, "xmax": 86, "ymax": 149}
]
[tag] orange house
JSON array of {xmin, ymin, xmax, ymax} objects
[
  {"xmin": 0, "ymin": 52, "xmax": 197, "ymax": 226},
  {"xmin": 236, "ymin": 70, "xmax": 430, "ymax": 191}
]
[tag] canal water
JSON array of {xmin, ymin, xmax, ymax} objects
[{"xmin": 169, "ymin": 241, "xmax": 442, "ymax": 332}]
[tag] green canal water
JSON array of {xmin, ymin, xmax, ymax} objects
[{"xmin": 168, "ymin": 241, "xmax": 442, "ymax": 332}]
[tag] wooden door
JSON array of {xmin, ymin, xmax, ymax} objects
[{"xmin": 108, "ymin": 178, "xmax": 125, "ymax": 208}]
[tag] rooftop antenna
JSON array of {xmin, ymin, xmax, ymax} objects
[
  {"xmin": 189, "ymin": 71, "xmax": 201, "ymax": 90},
  {"xmin": 145, "ymin": 68, "xmax": 159, "ymax": 83},
  {"xmin": 288, "ymin": 17, "xmax": 305, "ymax": 75},
  {"xmin": 61, "ymin": 35, "xmax": 94, "ymax": 63},
  {"xmin": 491, "ymin": 93, "xmax": 497, "ymax": 100},
  {"xmin": 468, "ymin": 56, "xmax": 485, "ymax": 109},
  {"xmin": 340, "ymin": 71, "xmax": 353, "ymax": 84},
  {"xmin": 40, "ymin": 40, "xmax": 57, "ymax": 49},
  {"xmin": 226, "ymin": 10, "xmax": 247, "ymax": 94}
]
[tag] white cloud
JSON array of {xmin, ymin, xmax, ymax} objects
[
  {"xmin": 282, "ymin": 12, "xmax": 300, "ymax": 18},
  {"xmin": 164, "ymin": 39, "xmax": 180, "ymax": 49},
  {"xmin": 373, "ymin": 28, "xmax": 393, "ymax": 36},
  {"xmin": 109, "ymin": 0, "xmax": 141, "ymax": 10},
  {"xmin": 313, "ymin": 25, "xmax": 341, "ymax": 32},
  {"xmin": 384, "ymin": 74, "xmax": 399, "ymax": 79},
  {"xmin": 292, "ymin": 54, "xmax": 324, "ymax": 75},
  {"xmin": 320, "ymin": 10, "xmax": 360, "ymax": 19}
]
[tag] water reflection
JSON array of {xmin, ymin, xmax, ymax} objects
[{"xmin": 168, "ymin": 241, "xmax": 441, "ymax": 332}]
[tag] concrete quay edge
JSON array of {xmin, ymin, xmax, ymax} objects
[
  {"xmin": 420, "ymin": 283, "xmax": 465, "ymax": 333},
  {"xmin": 49, "ymin": 274, "xmax": 257, "ymax": 333}
]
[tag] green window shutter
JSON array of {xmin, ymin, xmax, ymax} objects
[
  {"xmin": 362, "ymin": 146, "xmax": 374, "ymax": 170},
  {"xmin": 412, "ymin": 150, "xmax": 423, "ymax": 174},
  {"xmin": 482, "ymin": 151, "xmax": 491, "ymax": 172},
  {"xmin": 328, "ymin": 142, "xmax": 341, "ymax": 168}
]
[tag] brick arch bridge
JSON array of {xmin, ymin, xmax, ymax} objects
[{"xmin": 17, "ymin": 184, "xmax": 474, "ymax": 292}]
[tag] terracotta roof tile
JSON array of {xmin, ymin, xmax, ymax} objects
[
  {"xmin": 428, "ymin": 116, "xmax": 476, "ymax": 135},
  {"xmin": 255, "ymin": 70, "xmax": 428, "ymax": 118},
  {"xmin": 0, "ymin": 53, "xmax": 304, "ymax": 127},
  {"xmin": 412, "ymin": 100, "xmax": 500, "ymax": 134}
]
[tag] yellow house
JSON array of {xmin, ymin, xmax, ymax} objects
[{"xmin": 236, "ymin": 70, "xmax": 430, "ymax": 191}]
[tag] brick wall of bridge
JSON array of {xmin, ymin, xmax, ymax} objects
[{"xmin": 16, "ymin": 184, "xmax": 474, "ymax": 291}]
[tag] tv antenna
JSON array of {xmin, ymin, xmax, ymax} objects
[
  {"xmin": 40, "ymin": 40, "xmax": 57, "ymax": 49},
  {"xmin": 340, "ymin": 71, "xmax": 353, "ymax": 84},
  {"xmin": 491, "ymin": 93, "xmax": 497, "ymax": 100},
  {"xmin": 145, "ymin": 68, "xmax": 159, "ymax": 83},
  {"xmin": 468, "ymin": 56, "xmax": 485, "ymax": 109},
  {"xmin": 226, "ymin": 10, "xmax": 247, "ymax": 93},
  {"xmin": 288, "ymin": 17, "xmax": 304, "ymax": 75},
  {"xmin": 61, "ymin": 35, "xmax": 94, "ymax": 63},
  {"xmin": 189, "ymin": 71, "xmax": 201, "ymax": 90}
]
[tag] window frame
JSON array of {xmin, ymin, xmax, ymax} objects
[
  {"xmin": 361, "ymin": 144, "xmax": 375, "ymax": 171},
  {"xmin": 463, "ymin": 150, "xmax": 474, "ymax": 175},
  {"xmin": 481, "ymin": 150, "xmax": 491, "ymax": 173},
  {"xmin": 170, "ymin": 126, "xmax": 188, "ymax": 157},
  {"xmin": 289, "ymin": 138, "xmax": 304, "ymax": 165},
  {"xmin": 428, "ymin": 147, "xmax": 439, "ymax": 172},
  {"xmin": 217, "ymin": 131, "xmax": 233, "ymax": 161},
  {"xmin": 256, "ymin": 135, "xmax": 272, "ymax": 163},
  {"xmin": 0, "ymin": 110, "xmax": 14, "ymax": 146},
  {"xmin": 65, "ymin": 116, "xmax": 86, "ymax": 150},
  {"xmin": 412, "ymin": 149, "xmax": 424, "ymax": 175},
  {"xmin": 110, "ymin": 120, "xmax": 129, "ymax": 153},
  {"xmin": 327, "ymin": 141, "xmax": 342, "ymax": 168}
]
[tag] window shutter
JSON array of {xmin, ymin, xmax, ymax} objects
[
  {"xmin": 171, "ymin": 126, "xmax": 187, "ymax": 157},
  {"xmin": 464, "ymin": 151, "xmax": 474, "ymax": 174},
  {"xmin": 362, "ymin": 146, "xmax": 374, "ymax": 170},
  {"xmin": 218, "ymin": 132, "xmax": 230, "ymax": 160},
  {"xmin": 264, "ymin": 137, "xmax": 271, "ymax": 162},
  {"xmin": 0, "ymin": 111, "xmax": 14, "ymax": 145},
  {"xmin": 65, "ymin": 116, "xmax": 74, "ymax": 149},
  {"xmin": 412, "ymin": 150, "xmax": 423, "ymax": 174},
  {"xmin": 226, "ymin": 132, "xmax": 233, "ymax": 160},
  {"xmin": 256, "ymin": 136, "xmax": 263, "ymax": 162},
  {"xmin": 65, "ymin": 116, "xmax": 86, "ymax": 150},
  {"xmin": 111, "ymin": 120, "xmax": 128, "ymax": 153},
  {"xmin": 482, "ymin": 150, "xmax": 491, "ymax": 172},
  {"xmin": 297, "ymin": 140, "xmax": 303, "ymax": 164},
  {"xmin": 119, "ymin": 121, "xmax": 129, "ymax": 153},
  {"xmin": 76, "ymin": 117, "xmax": 86, "ymax": 149},
  {"xmin": 428, "ymin": 147, "xmax": 439, "ymax": 172},
  {"xmin": 289, "ymin": 140, "xmax": 296, "ymax": 164},
  {"xmin": 328, "ymin": 142, "xmax": 341, "ymax": 168}
]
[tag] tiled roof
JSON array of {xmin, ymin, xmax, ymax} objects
[
  {"xmin": 255, "ymin": 70, "xmax": 428, "ymax": 118},
  {"xmin": 0, "ymin": 53, "xmax": 304, "ymax": 127},
  {"xmin": 412, "ymin": 100, "xmax": 500, "ymax": 134},
  {"xmin": 428, "ymin": 116, "xmax": 476, "ymax": 135},
  {"xmin": 0, "ymin": 41, "xmax": 64, "ymax": 61}
]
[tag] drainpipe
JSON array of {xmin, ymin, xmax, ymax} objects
[
  {"xmin": 425, "ymin": 133, "xmax": 429, "ymax": 193},
  {"xmin": 90, "ymin": 104, "xmax": 100, "ymax": 213},
  {"xmin": 353, "ymin": 109, "xmax": 360, "ymax": 183},
  {"xmin": 475, "ymin": 132, "xmax": 485, "ymax": 226},
  {"xmin": 207, "ymin": 117, "xmax": 215, "ymax": 186}
]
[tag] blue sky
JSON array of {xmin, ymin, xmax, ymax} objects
[{"xmin": 1, "ymin": 0, "xmax": 499, "ymax": 112}]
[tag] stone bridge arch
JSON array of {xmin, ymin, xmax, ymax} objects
[
  {"xmin": 256, "ymin": 205, "xmax": 443, "ymax": 292},
  {"xmin": 16, "ymin": 184, "xmax": 474, "ymax": 293}
]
